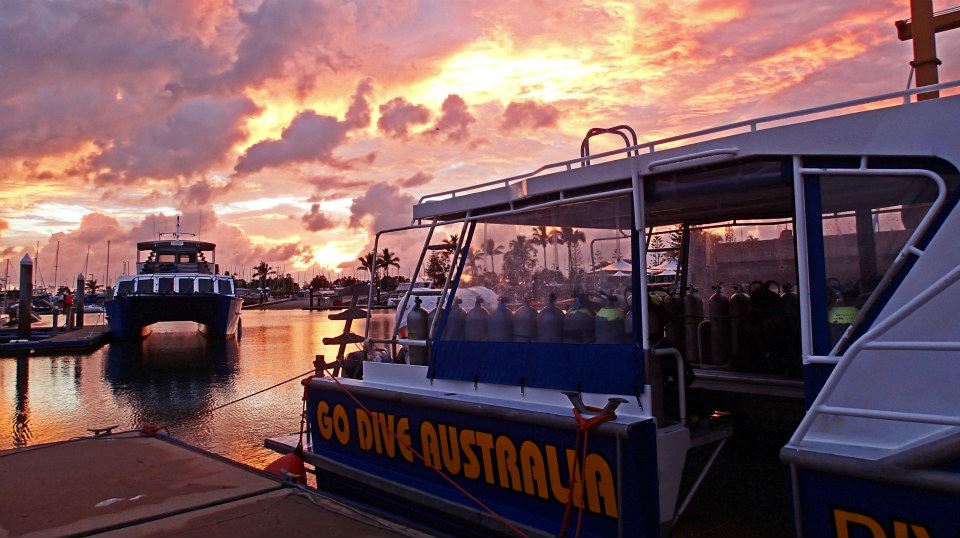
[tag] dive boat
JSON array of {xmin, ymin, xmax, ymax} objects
[
  {"xmin": 106, "ymin": 218, "xmax": 242, "ymax": 340},
  {"xmin": 268, "ymin": 81, "xmax": 960, "ymax": 537}
]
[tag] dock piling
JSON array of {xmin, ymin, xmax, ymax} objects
[
  {"xmin": 75, "ymin": 273, "xmax": 84, "ymax": 329},
  {"xmin": 18, "ymin": 254, "xmax": 32, "ymax": 339}
]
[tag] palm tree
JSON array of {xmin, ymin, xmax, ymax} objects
[
  {"xmin": 482, "ymin": 238, "xmax": 504, "ymax": 273},
  {"xmin": 466, "ymin": 247, "xmax": 483, "ymax": 276},
  {"xmin": 86, "ymin": 279, "xmax": 101, "ymax": 294},
  {"xmin": 252, "ymin": 261, "xmax": 272, "ymax": 289},
  {"xmin": 556, "ymin": 227, "xmax": 587, "ymax": 278},
  {"xmin": 531, "ymin": 225, "xmax": 550, "ymax": 271},
  {"xmin": 504, "ymin": 235, "xmax": 537, "ymax": 279},
  {"xmin": 443, "ymin": 233, "xmax": 460, "ymax": 248},
  {"xmin": 357, "ymin": 252, "xmax": 376, "ymax": 280},
  {"xmin": 378, "ymin": 248, "xmax": 400, "ymax": 277}
]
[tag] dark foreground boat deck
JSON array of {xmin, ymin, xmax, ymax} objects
[
  {"xmin": 0, "ymin": 325, "xmax": 111, "ymax": 357},
  {"xmin": 0, "ymin": 432, "xmax": 422, "ymax": 538}
]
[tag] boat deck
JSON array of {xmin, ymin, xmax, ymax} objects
[{"xmin": 0, "ymin": 432, "xmax": 421, "ymax": 538}]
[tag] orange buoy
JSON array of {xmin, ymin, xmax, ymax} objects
[{"xmin": 265, "ymin": 452, "xmax": 307, "ymax": 484}]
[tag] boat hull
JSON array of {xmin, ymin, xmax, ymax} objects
[
  {"xmin": 303, "ymin": 378, "xmax": 661, "ymax": 538},
  {"xmin": 106, "ymin": 294, "xmax": 242, "ymax": 340},
  {"xmin": 791, "ymin": 466, "xmax": 960, "ymax": 537}
]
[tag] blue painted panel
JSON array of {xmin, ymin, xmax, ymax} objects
[
  {"xmin": 796, "ymin": 468, "xmax": 960, "ymax": 537},
  {"xmin": 306, "ymin": 383, "xmax": 661, "ymax": 538},
  {"xmin": 428, "ymin": 341, "xmax": 640, "ymax": 394}
]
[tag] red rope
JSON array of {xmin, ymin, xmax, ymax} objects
[
  {"xmin": 320, "ymin": 368, "xmax": 528, "ymax": 538},
  {"xmin": 558, "ymin": 407, "xmax": 616, "ymax": 538}
]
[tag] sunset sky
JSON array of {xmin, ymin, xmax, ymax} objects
[{"xmin": 1, "ymin": 0, "xmax": 957, "ymax": 287}]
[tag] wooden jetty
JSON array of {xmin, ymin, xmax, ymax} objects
[
  {"xmin": 0, "ymin": 325, "xmax": 111, "ymax": 357},
  {"xmin": 0, "ymin": 432, "xmax": 424, "ymax": 538}
]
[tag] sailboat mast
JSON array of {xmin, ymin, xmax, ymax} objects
[
  {"xmin": 53, "ymin": 241, "xmax": 59, "ymax": 292},
  {"xmin": 105, "ymin": 240, "xmax": 111, "ymax": 290}
]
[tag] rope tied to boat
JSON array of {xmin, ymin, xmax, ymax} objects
[
  {"xmin": 558, "ymin": 394, "xmax": 625, "ymax": 538},
  {"xmin": 317, "ymin": 362, "xmax": 529, "ymax": 538}
]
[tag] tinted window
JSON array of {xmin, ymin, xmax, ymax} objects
[
  {"xmin": 158, "ymin": 277, "xmax": 174, "ymax": 293},
  {"xmin": 117, "ymin": 280, "xmax": 134, "ymax": 294},
  {"xmin": 158, "ymin": 254, "xmax": 175, "ymax": 263},
  {"xmin": 178, "ymin": 279, "xmax": 195, "ymax": 294},
  {"xmin": 136, "ymin": 279, "xmax": 154, "ymax": 294},
  {"xmin": 217, "ymin": 280, "xmax": 232, "ymax": 295},
  {"xmin": 197, "ymin": 278, "xmax": 213, "ymax": 293}
]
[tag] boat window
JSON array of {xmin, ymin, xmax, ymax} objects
[
  {"xmin": 158, "ymin": 277, "xmax": 174, "ymax": 293},
  {"xmin": 178, "ymin": 253, "xmax": 195, "ymax": 263},
  {"xmin": 158, "ymin": 254, "xmax": 176, "ymax": 263},
  {"xmin": 684, "ymin": 218, "xmax": 801, "ymax": 377},
  {"xmin": 117, "ymin": 280, "xmax": 134, "ymax": 295},
  {"xmin": 217, "ymin": 279, "xmax": 232, "ymax": 295},
  {"xmin": 178, "ymin": 278, "xmax": 195, "ymax": 294},
  {"xmin": 427, "ymin": 194, "xmax": 643, "ymax": 396},
  {"xmin": 136, "ymin": 278, "xmax": 154, "ymax": 294},
  {"xmin": 197, "ymin": 278, "xmax": 213, "ymax": 293},
  {"xmin": 813, "ymin": 171, "xmax": 942, "ymax": 352}
]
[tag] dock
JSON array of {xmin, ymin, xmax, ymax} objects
[
  {"xmin": 0, "ymin": 325, "xmax": 111, "ymax": 357},
  {"xmin": 0, "ymin": 432, "xmax": 425, "ymax": 537}
]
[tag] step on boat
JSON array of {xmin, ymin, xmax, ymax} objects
[
  {"xmin": 106, "ymin": 217, "xmax": 242, "ymax": 340},
  {"xmin": 269, "ymin": 81, "xmax": 960, "ymax": 537}
]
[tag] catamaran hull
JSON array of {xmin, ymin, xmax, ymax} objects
[
  {"xmin": 106, "ymin": 294, "xmax": 242, "ymax": 340},
  {"xmin": 302, "ymin": 378, "xmax": 662, "ymax": 538}
]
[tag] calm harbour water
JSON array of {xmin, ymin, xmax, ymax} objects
[{"xmin": 0, "ymin": 309, "xmax": 395, "ymax": 469}]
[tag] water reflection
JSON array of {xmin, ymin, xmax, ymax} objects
[
  {"xmin": 13, "ymin": 356, "xmax": 31, "ymax": 447},
  {"xmin": 104, "ymin": 327, "xmax": 239, "ymax": 428}
]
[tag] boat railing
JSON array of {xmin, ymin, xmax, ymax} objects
[{"xmin": 417, "ymin": 80, "xmax": 960, "ymax": 207}]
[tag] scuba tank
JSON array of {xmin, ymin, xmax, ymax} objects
[
  {"xmin": 563, "ymin": 294, "xmax": 595, "ymax": 343},
  {"xmin": 728, "ymin": 284, "xmax": 751, "ymax": 365},
  {"xmin": 595, "ymin": 293, "xmax": 626, "ymax": 344},
  {"xmin": 464, "ymin": 297, "xmax": 490, "ymax": 341},
  {"xmin": 781, "ymin": 283, "xmax": 800, "ymax": 334},
  {"xmin": 683, "ymin": 287, "xmax": 704, "ymax": 364},
  {"xmin": 406, "ymin": 297, "xmax": 430, "ymax": 365},
  {"xmin": 512, "ymin": 298, "xmax": 538, "ymax": 342},
  {"xmin": 662, "ymin": 292, "xmax": 684, "ymax": 352},
  {"xmin": 537, "ymin": 293, "xmax": 564, "ymax": 343},
  {"xmin": 827, "ymin": 279, "xmax": 859, "ymax": 348},
  {"xmin": 442, "ymin": 298, "xmax": 466, "ymax": 340},
  {"xmin": 708, "ymin": 284, "xmax": 730, "ymax": 366},
  {"xmin": 646, "ymin": 292, "xmax": 665, "ymax": 342},
  {"xmin": 487, "ymin": 297, "xmax": 513, "ymax": 342}
]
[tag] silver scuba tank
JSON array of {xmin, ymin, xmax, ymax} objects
[
  {"xmin": 464, "ymin": 296, "xmax": 490, "ymax": 341},
  {"xmin": 662, "ymin": 292, "xmax": 684, "ymax": 351},
  {"xmin": 729, "ymin": 284, "xmax": 751, "ymax": 361},
  {"xmin": 537, "ymin": 293, "xmax": 563, "ymax": 343},
  {"xmin": 442, "ymin": 298, "xmax": 466, "ymax": 340},
  {"xmin": 512, "ymin": 298, "xmax": 538, "ymax": 342},
  {"xmin": 708, "ymin": 284, "xmax": 730, "ymax": 365},
  {"xmin": 563, "ymin": 295, "xmax": 594, "ymax": 343},
  {"xmin": 595, "ymin": 294, "xmax": 626, "ymax": 344},
  {"xmin": 406, "ymin": 297, "xmax": 430, "ymax": 365},
  {"xmin": 684, "ymin": 287, "xmax": 704, "ymax": 364},
  {"xmin": 487, "ymin": 297, "xmax": 513, "ymax": 342}
]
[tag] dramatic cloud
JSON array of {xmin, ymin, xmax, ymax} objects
[
  {"xmin": 93, "ymin": 96, "xmax": 259, "ymax": 182},
  {"xmin": 500, "ymin": 100, "xmax": 561, "ymax": 131},
  {"xmin": 234, "ymin": 79, "xmax": 372, "ymax": 174},
  {"xmin": 349, "ymin": 182, "xmax": 416, "ymax": 232},
  {"xmin": 428, "ymin": 95, "xmax": 475, "ymax": 143},
  {"xmin": 176, "ymin": 178, "xmax": 233, "ymax": 208},
  {"xmin": 398, "ymin": 172, "xmax": 433, "ymax": 188},
  {"xmin": 377, "ymin": 97, "xmax": 431, "ymax": 139},
  {"xmin": 301, "ymin": 203, "xmax": 335, "ymax": 232}
]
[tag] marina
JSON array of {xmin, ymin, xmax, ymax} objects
[{"xmin": 1, "ymin": 2, "xmax": 959, "ymax": 537}]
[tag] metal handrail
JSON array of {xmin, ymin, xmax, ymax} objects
[{"xmin": 417, "ymin": 80, "xmax": 960, "ymax": 205}]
